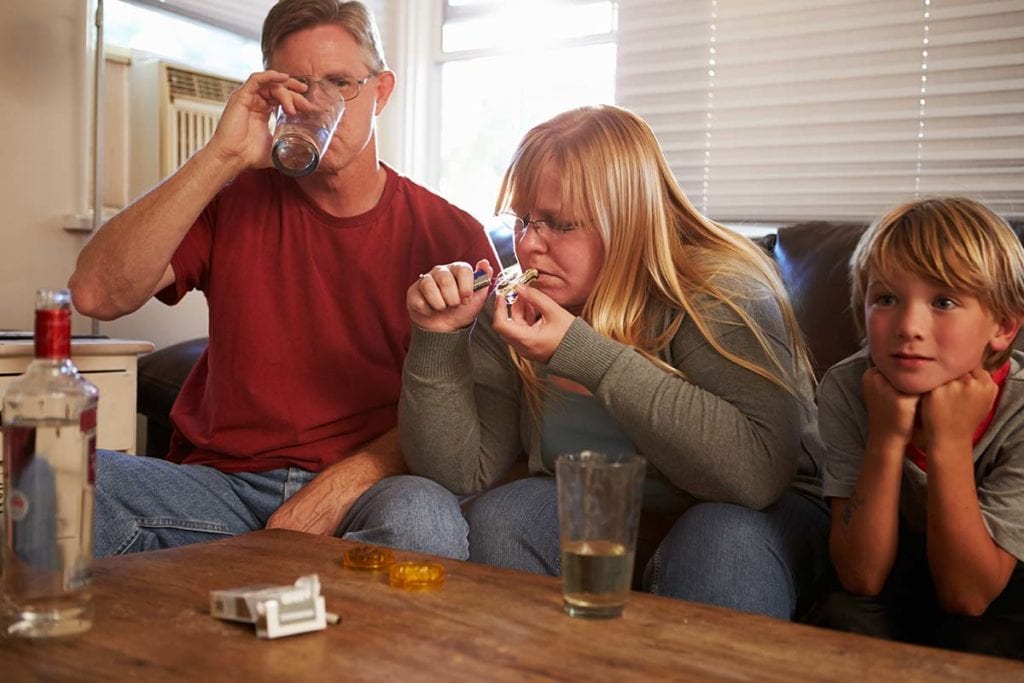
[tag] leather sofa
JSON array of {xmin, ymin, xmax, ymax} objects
[
  {"xmin": 134, "ymin": 216, "xmax": 1024, "ymax": 614},
  {"xmin": 135, "ymin": 221, "xmax": 873, "ymax": 591},
  {"xmin": 135, "ymin": 218, "xmax": 1022, "ymax": 593},
  {"xmin": 137, "ymin": 220, "xmax": 873, "ymax": 459}
]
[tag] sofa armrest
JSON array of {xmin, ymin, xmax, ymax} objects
[{"xmin": 137, "ymin": 337, "xmax": 207, "ymax": 458}]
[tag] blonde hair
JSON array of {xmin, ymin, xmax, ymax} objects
[
  {"xmin": 851, "ymin": 196, "xmax": 1024, "ymax": 368},
  {"xmin": 261, "ymin": 0, "xmax": 387, "ymax": 73},
  {"xmin": 494, "ymin": 105, "xmax": 812, "ymax": 415}
]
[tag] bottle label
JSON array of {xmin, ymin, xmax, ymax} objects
[
  {"xmin": 8, "ymin": 489, "xmax": 28, "ymax": 522},
  {"xmin": 81, "ymin": 408, "xmax": 97, "ymax": 485},
  {"xmin": 35, "ymin": 309, "xmax": 71, "ymax": 359}
]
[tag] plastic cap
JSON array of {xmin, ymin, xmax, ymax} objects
[
  {"xmin": 343, "ymin": 545, "xmax": 395, "ymax": 571},
  {"xmin": 387, "ymin": 561, "xmax": 445, "ymax": 590}
]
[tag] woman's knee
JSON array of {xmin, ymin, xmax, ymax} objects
[
  {"xmin": 347, "ymin": 475, "xmax": 469, "ymax": 559},
  {"xmin": 645, "ymin": 502, "xmax": 796, "ymax": 618},
  {"xmin": 466, "ymin": 478, "xmax": 559, "ymax": 574},
  {"xmin": 364, "ymin": 475, "xmax": 466, "ymax": 529}
]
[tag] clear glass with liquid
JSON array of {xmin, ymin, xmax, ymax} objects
[
  {"xmin": 561, "ymin": 540, "xmax": 634, "ymax": 618},
  {"xmin": 556, "ymin": 451, "xmax": 645, "ymax": 618},
  {"xmin": 2, "ymin": 289, "xmax": 97, "ymax": 637}
]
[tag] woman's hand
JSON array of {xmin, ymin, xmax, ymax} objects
[
  {"xmin": 492, "ymin": 283, "xmax": 575, "ymax": 363},
  {"xmin": 407, "ymin": 259, "xmax": 493, "ymax": 332}
]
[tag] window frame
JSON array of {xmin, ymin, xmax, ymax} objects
[{"xmin": 396, "ymin": 1, "xmax": 617, "ymax": 196}]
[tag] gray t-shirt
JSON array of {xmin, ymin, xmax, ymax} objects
[
  {"xmin": 400, "ymin": 269, "xmax": 823, "ymax": 512},
  {"xmin": 818, "ymin": 349, "xmax": 1024, "ymax": 562}
]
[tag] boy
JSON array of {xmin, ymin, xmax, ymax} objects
[{"xmin": 813, "ymin": 197, "xmax": 1024, "ymax": 659}]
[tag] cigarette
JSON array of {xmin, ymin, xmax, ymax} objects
[{"xmin": 325, "ymin": 611, "xmax": 341, "ymax": 625}]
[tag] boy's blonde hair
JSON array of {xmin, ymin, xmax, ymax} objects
[
  {"xmin": 494, "ymin": 105, "xmax": 812, "ymax": 415},
  {"xmin": 850, "ymin": 197, "xmax": 1024, "ymax": 368}
]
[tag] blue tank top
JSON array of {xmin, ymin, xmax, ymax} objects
[
  {"xmin": 539, "ymin": 381, "xmax": 692, "ymax": 514},
  {"xmin": 539, "ymin": 382, "xmax": 636, "ymax": 471}
]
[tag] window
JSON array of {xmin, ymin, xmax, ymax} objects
[
  {"xmin": 105, "ymin": 0, "xmax": 262, "ymax": 78},
  {"xmin": 434, "ymin": 1, "xmax": 617, "ymax": 223},
  {"xmin": 616, "ymin": 0, "xmax": 1024, "ymax": 223}
]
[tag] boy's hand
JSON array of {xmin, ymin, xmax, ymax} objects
[
  {"xmin": 862, "ymin": 367, "xmax": 920, "ymax": 449},
  {"xmin": 920, "ymin": 366, "xmax": 996, "ymax": 452}
]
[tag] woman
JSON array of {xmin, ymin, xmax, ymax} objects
[{"xmin": 399, "ymin": 105, "xmax": 828, "ymax": 619}]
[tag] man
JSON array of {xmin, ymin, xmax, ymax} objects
[{"xmin": 69, "ymin": 0, "xmax": 496, "ymax": 558}]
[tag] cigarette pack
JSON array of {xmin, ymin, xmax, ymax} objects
[{"xmin": 210, "ymin": 574, "xmax": 327, "ymax": 639}]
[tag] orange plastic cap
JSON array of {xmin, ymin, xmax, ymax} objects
[{"xmin": 387, "ymin": 561, "xmax": 446, "ymax": 590}]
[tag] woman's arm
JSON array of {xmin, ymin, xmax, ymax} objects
[
  {"xmin": 548, "ymin": 319, "xmax": 796, "ymax": 507},
  {"xmin": 399, "ymin": 303, "xmax": 524, "ymax": 496}
]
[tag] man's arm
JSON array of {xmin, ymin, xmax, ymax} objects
[
  {"xmin": 69, "ymin": 71, "xmax": 303, "ymax": 320},
  {"xmin": 265, "ymin": 427, "xmax": 406, "ymax": 535}
]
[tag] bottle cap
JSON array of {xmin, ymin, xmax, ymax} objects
[
  {"xmin": 343, "ymin": 545, "xmax": 395, "ymax": 571},
  {"xmin": 387, "ymin": 561, "xmax": 446, "ymax": 590}
]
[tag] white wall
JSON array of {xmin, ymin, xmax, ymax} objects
[
  {"xmin": 0, "ymin": 0, "xmax": 206, "ymax": 350},
  {"xmin": 0, "ymin": 0, "xmax": 93, "ymax": 336},
  {"xmin": 0, "ymin": 0, "xmax": 406, "ymax": 351}
]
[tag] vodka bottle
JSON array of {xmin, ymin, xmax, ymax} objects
[{"xmin": 2, "ymin": 288, "xmax": 98, "ymax": 637}]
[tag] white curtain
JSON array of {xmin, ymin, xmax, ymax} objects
[{"xmin": 616, "ymin": 0, "xmax": 1024, "ymax": 222}]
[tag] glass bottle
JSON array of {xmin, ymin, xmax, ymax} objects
[{"xmin": 2, "ymin": 288, "xmax": 97, "ymax": 637}]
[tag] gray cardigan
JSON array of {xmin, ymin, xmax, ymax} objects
[{"xmin": 399, "ymin": 274, "xmax": 823, "ymax": 509}]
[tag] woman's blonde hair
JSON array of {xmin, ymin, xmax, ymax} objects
[
  {"xmin": 850, "ymin": 196, "xmax": 1024, "ymax": 368},
  {"xmin": 494, "ymin": 105, "xmax": 812, "ymax": 414}
]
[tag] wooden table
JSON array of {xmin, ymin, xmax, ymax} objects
[{"xmin": 2, "ymin": 529, "xmax": 1021, "ymax": 681}]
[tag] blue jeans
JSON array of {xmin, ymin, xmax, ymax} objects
[
  {"xmin": 808, "ymin": 526, "xmax": 1024, "ymax": 659},
  {"xmin": 93, "ymin": 450, "xmax": 469, "ymax": 559},
  {"xmin": 467, "ymin": 476, "xmax": 830, "ymax": 620}
]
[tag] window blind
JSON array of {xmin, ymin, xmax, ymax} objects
[
  {"xmin": 616, "ymin": 0, "xmax": 1024, "ymax": 222},
  {"xmin": 123, "ymin": 0, "xmax": 389, "ymax": 47}
]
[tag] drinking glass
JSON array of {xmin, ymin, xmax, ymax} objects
[
  {"xmin": 271, "ymin": 81, "xmax": 346, "ymax": 177},
  {"xmin": 555, "ymin": 451, "xmax": 645, "ymax": 618}
]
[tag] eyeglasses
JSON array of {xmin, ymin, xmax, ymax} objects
[
  {"xmin": 293, "ymin": 73, "xmax": 376, "ymax": 102},
  {"xmin": 500, "ymin": 212, "xmax": 583, "ymax": 242}
]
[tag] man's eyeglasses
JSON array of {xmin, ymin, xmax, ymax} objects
[
  {"xmin": 500, "ymin": 212, "xmax": 583, "ymax": 242},
  {"xmin": 293, "ymin": 73, "xmax": 376, "ymax": 102}
]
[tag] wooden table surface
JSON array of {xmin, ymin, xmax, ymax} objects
[{"xmin": 2, "ymin": 529, "xmax": 1021, "ymax": 682}]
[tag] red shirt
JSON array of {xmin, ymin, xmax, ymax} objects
[
  {"xmin": 905, "ymin": 361, "xmax": 1011, "ymax": 472},
  {"xmin": 157, "ymin": 165, "xmax": 497, "ymax": 472}
]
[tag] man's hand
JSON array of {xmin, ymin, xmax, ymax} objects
[
  {"xmin": 920, "ymin": 366, "xmax": 997, "ymax": 454},
  {"xmin": 207, "ymin": 70, "xmax": 312, "ymax": 172},
  {"xmin": 265, "ymin": 428, "xmax": 405, "ymax": 535},
  {"xmin": 407, "ymin": 259, "xmax": 493, "ymax": 333},
  {"xmin": 491, "ymin": 284, "xmax": 574, "ymax": 364}
]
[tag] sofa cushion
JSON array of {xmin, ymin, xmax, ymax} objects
[
  {"xmin": 766, "ymin": 222, "xmax": 868, "ymax": 379},
  {"xmin": 137, "ymin": 337, "xmax": 207, "ymax": 458}
]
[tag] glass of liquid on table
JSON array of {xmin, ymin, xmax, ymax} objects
[{"xmin": 555, "ymin": 451, "xmax": 645, "ymax": 618}]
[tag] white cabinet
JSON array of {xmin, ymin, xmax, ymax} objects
[{"xmin": 0, "ymin": 339, "xmax": 154, "ymax": 518}]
